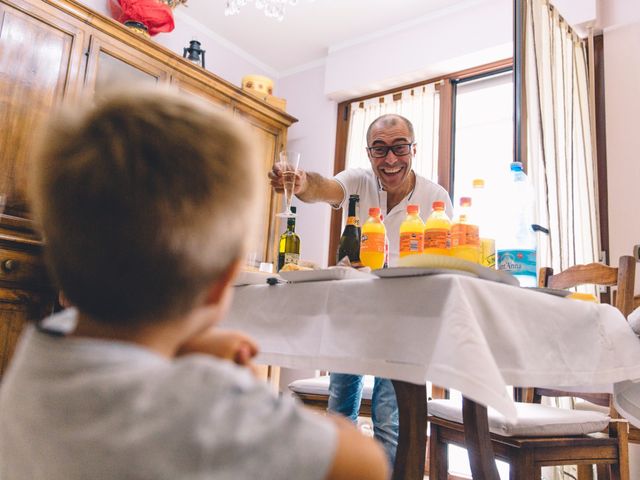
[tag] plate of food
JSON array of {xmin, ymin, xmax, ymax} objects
[
  {"xmin": 525, "ymin": 287, "xmax": 573, "ymax": 297},
  {"xmin": 396, "ymin": 254, "xmax": 520, "ymax": 286},
  {"xmin": 233, "ymin": 269, "xmax": 281, "ymax": 286},
  {"xmin": 373, "ymin": 267, "xmax": 478, "ymax": 279},
  {"xmin": 278, "ymin": 265, "xmax": 376, "ymax": 283}
]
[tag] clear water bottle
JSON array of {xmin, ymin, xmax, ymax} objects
[{"xmin": 496, "ymin": 162, "xmax": 537, "ymax": 287}]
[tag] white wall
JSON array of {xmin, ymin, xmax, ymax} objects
[
  {"xmin": 278, "ymin": 65, "xmax": 337, "ymax": 268},
  {"xmin": 324, "ymin": 0, "xmax": 512, "ymax": 101},
  {"xmin": 601, "ymin": 0, "xmax": 640, "ymax": 292}
]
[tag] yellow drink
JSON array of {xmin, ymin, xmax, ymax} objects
[
  {"xmin": 451, "ymin": 197, "xmax": 480, "ymax": 263},
  {"xmin": 399, "ymin": 204, "xmax": 425, "ymax": 258},
  {"xmin": 424, "ymin": 201, "xmax": 451, "ymax": 256},
  {"xmin": 360, "ymin": 207, "xmax": 386, "ymax": 269}
]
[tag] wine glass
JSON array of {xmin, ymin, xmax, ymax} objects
[{"xmin": 276, "ymin": 150, "xmax": 301, "ymax": 218}]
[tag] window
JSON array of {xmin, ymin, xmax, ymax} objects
[{"xmin": 451, "ymin": 70, "xmax": 514, "ymax": 205}]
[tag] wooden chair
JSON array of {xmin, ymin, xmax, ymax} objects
[
  {"xmin": 539, "ymin": 255, "xmax": 636, "ymax": 317},
  {"xmin": 428, "ymin": 256, "xmax": 635, "ymax": 479},
  {"xmin": 542, "ymin": 255, "xmax": 640, "ymax": 463}
]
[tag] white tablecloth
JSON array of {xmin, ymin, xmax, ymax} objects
[{"xmin": 222, "ymin": 273, "xmax": 640, "ymax": 423}]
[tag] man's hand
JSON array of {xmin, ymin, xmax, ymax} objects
[
  {"xmin": 177, "ymin": 328, "xmax": 259, "ymax": 374},
  {"xmin": 268, "ymin": 162, "xmax": 307, "ymax": 195}
]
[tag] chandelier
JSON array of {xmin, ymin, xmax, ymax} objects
[{"xmin": 225, "ymin": 0, "xmax": 311, "ymax": 22}]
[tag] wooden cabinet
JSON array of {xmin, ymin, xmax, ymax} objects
[
  {"xmin": 0, "ymin": 247, "xmax": 55, "ymax": 377},
  {"xmin": 0, "ymin": 0, "xmax": 296, "ymax": 379},
  {"xmin": 0, "ymin": 0, "xmax": 87, "ymax": 219},
  {"xmin": 84, "ymin": 32, "xmax": 168, "ymax": 98}
]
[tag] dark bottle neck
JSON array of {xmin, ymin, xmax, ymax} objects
[
  {"xmin": 347, "ymin": 198, "xmax": 358, "ymax": 217},
  {"xmin": 286, "ymin": 218, "xmax": 296, "ymax": 232}
]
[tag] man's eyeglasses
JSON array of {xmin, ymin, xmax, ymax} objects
[{"xmin": 367, "ymin": 143, "xmax": 414, "ymax": 158}]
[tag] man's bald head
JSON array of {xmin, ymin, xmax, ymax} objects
[{"xmin": 366, "ymin": 114, "xmax": 415, "ymax": 145}]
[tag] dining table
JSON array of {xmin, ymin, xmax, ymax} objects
[{"xmin": 222, "ymin": 267, "xmax": 640, "ymax": 480}]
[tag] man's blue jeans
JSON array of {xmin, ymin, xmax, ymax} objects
[{"xmin": 327, "ymin": 373, "xmax": 399, "ymax": 465}]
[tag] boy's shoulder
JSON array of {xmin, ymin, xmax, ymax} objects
[{"xmin": 0, "ymin": 316, "xmax": 337, "ymax": 480}]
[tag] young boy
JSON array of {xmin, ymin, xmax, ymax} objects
[{"xmin": 0, "ymin": 88, "xmax": 389, "ymax": 480}]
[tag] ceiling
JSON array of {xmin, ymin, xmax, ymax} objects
[{"xmin": 181, "ymin": 0, "xmax": 478, "ymax": 75}]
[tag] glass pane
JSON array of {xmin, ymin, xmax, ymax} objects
[
  {"xmin": 95, "ymin": 50, "xmax": 157, "ymax": 98},
  {"xmin": 452, "ymin": 71, "xmax": 514, "ymax": 206}
]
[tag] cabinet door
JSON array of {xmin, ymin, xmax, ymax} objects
[
  {"xmin": 84, "ymin": 33, "xmax": 169, "ymax": 99},
  {"xmin": 171, "ymin": 73, "xmax": 232, "ymax": 111},
  {"xmin": 0, "ymin": 0, "xmax": 87, "ymax": 220},
  {"xmin": 233, "ymin": 106, "xmax": 286, "ymax": 264}
]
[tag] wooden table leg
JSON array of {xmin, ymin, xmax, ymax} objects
[
  {"xmin": 391, "ymin": 380, "xmax": 427, "ymax": 480},
  {"xmin": 462, "ymin": 397, "xmax": 500, "ymax": 480}
]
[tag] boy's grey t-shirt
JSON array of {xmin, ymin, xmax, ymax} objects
[{"xmin": 0, "ymin": 309, "xmax": 336, "ymax": 480}]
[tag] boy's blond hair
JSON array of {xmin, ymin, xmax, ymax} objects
[{"xmin": 29, "ymin": 87, "xmax": 263, "ymax": 325}]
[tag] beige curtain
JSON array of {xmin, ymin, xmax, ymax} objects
[
  {"xmin": 525, "ymin": 0, "xmax": 600, "ymax": 279},
  {"xmin": 345, "ymin": 83, "xmax": 440, "ymax": 182}
]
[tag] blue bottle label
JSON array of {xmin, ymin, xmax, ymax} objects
[{"xmin": 497, "ymin": 250, "xmax": 536, "ymax": 277}]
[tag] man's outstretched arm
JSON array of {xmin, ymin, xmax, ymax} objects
[{"xmin": 268, "ymin": 164, "xmax": 344, "ymax": 205}]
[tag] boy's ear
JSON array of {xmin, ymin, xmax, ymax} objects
[{"xmin": 203, "ymin": 258, "xmax": 242, "ymax": 306}]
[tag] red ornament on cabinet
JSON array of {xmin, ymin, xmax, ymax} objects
[{"xmin": 108, "ymin": 0, "xmax": 179, "ymax": 36}]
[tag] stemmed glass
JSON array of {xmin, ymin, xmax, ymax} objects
[{"xmin": 276, "ymin": 150, "xmax": 301, "ymax": 218}]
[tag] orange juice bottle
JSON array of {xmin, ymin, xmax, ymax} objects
[
  {"xmin": 360, "ymin": 207, "xmax": 386, "ymax": 270},
  {"xmin": 399, "ymin": 204, "xmax": 425, "ymax": 257},
  {"xmin": 424, "ymin": 201, "xmax": 451, "ymax": 256},
  {"xmin": 451, "ymin": 197, "xmax": 480, "ymax": 263}
]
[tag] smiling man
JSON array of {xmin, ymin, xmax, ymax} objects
[
  {"xmin": 268, "ymin": 114, "xmax": 453, "ymax": 466},
  {"xmin": 269, "ymin": 113, "xmax": 453, "ymax": 267}
]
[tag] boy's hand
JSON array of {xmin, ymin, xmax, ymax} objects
[{"xmin": 178, "ymin": 328, "xmax": 259, "ymax": 374}]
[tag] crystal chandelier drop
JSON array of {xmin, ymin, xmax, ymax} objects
[{"xmin": 225, "ymin": 0, "xmax": 310, "ymax": 22}]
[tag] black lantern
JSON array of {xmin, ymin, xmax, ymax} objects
[{"xmin": 183, "ymin": 40, "xmax": 205, "ymax": 68}]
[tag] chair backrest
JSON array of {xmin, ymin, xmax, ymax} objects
[{"xmin": 538, "ymin": 255, "xmax": 636, "ymax": 317}]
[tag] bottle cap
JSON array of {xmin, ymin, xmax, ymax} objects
[
  {"xmin": 368, "ymin": 207, "xmax": 381, "ymax": 217},
  {"xmin": 290, "ymin": 206, "xmax": 297, "ymax": 214},
  {"xmin": 510, "ymin": 162, "xmax": 523, "ymax": 171},
  {"xmin": 407, "ymin": 204, "xmax": 419, "ymax": 214},
  {"xmin": 432, "ymin": 201, "xmax": 444, "ymax": 210},
  {"xmin": 460, "ymin": 197, "xmax": 472, "ymax": 206},
  {"xmin": 349, "ymin": 194, "xmax": 360, "ymax": 201},
  {"xmin": 472, "ymin": 179, "xmax": 485, "ymax": 188}
]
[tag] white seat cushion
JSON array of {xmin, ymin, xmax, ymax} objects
[
  {"xmin": 574, "ymin": 398, "xmax": 611, "ymax": 415},
  {"xmin": 288, "ymin": 375, "xmax": 374, "ymax": 400},
  {"xmin": 428, "ymin": 399, "xmax": 609, "ymax": 437}
]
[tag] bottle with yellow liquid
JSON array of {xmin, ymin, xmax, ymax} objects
[
  {"xmin": 424, "ymin": 201, "xmax": 451, "ymax": 256},
  {"xmin": 451, "ymin": 197, "xmax": 480, "ymax": 263},
  {"xmin": 360, "ymin": 207, "xmax": 386, "ymax": 270},
  {"xmin": 472, "ymin": 179, "xmax": 496, "ymax": 268},
  {"xmin": 399, "ymin": 204, "xmax": 425, "ymax": 258}
]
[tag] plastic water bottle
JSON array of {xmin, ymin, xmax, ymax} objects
[{"xmin": 496, "ymin": 162, "xmax": 537, "ymax": 287}]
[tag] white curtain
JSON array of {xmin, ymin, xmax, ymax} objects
[
  {"xmin": 525, "ymin": 0, "xmax": 600, "ymax": 279},
  {"xmin": 345, "ymin": 83, "xmax": 440, "ymax": 182}
]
